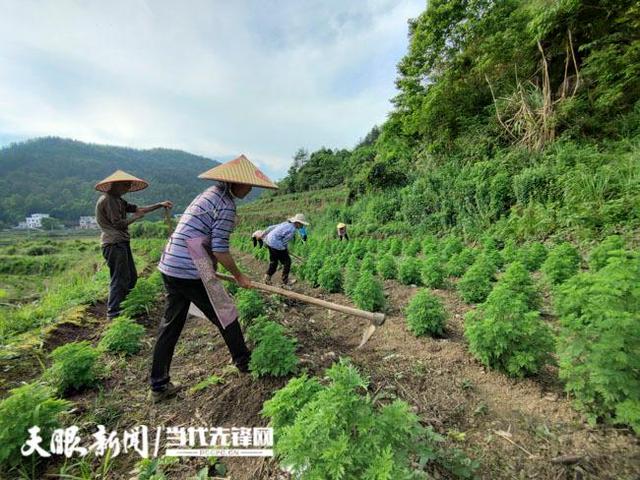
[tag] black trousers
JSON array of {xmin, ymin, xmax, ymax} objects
[
  {"xmin": 102, "ymin": 242, "xmax": 137, "ymax": 319},
  {"xmin": 266, "ymin": 246, "xmax": 291, "ymax": 283},
  {"xmin": 149, "ymin": 273, "xmax": 250, "ymax": 391}
]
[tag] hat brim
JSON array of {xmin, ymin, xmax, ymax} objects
[
  {"xmin": 289, "ymin": 218, "xmax": 309, "ymax": 225},
  {"xmin": 95, "ymin": 179, "xmax": 149, "ymax": 193}
]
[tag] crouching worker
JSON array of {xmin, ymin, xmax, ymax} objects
[
  {"xmin": 150, "ymin": 155, "xmax": 278, "ymax": 403},
  {"xmin": 337, "ymin": 222, "xmax": 349, "ymax": 241},
  {"xmin": 251, "ymin": 229, "xmax": 264, "ymax": 248},
  {"xmin": 95, "ymin": 170, "xmax": 173, "ymax": 320},
  {"xmin": 262, "ymin": 213, "xmax": 309, "ymax": 286}
]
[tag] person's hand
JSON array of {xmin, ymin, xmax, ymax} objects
[
  {"xmin": 235, "ymin": 273, "xmax": 253, "ymax": 289},
  {"xmin": 160, "ymin": 200, "xmax": 174, "ymax": 209},
  {"xmin": 133, "ymin": 210, "xmax": 145, "ymax": 219}
]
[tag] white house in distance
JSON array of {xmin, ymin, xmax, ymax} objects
[
  {"xmin": 79, "ymin": 216, "xmax": 99, "ymax": 229},
  {"xmin": 23, "ymin": 213, "xmax": 50, "ymax": 229}
]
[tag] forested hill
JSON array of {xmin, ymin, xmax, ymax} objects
[
  {"xmin": 0, "ymin": 137, "xmax": 231, "ymax": 226},
  {"xmin": 274, "ymin": 0, "xmax": 640, "ymax": 243}
]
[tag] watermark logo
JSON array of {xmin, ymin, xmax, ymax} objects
[{"xmin": 21, "ymin": 425, "xmax": 273, "ymax": 459}]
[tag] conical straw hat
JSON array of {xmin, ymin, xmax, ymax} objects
[
  {"xmin": 198, "ymin": 154, "xmax": 278, "ymax": 190},
  {"xmin": 95, "ymin": 170, "xmax": 149, "ymax": 193}
]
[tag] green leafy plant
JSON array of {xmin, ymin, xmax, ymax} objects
[
  {"xmin": 262, "ymin": 359, "xmax": 477, "ymax": 479},
  {"xmin": 360, "ymin": 252, "xmax": 377, "ymax": 275},
  {"xmin": 404, "ymin": 239, "xmax": 422, "ymax": 256},
  {"xmin": 189, "ymin": 375, "xmax": 225, "ymax": 394},
  {"xmin": 541, "ymin": 242, "xmax": 581, "ymax": 284},
  {"xmin": 588, "ymin": 235, "xmax": 626, "ymax": 271},
  {"xmin": 317, "ymin": 262, "xmax": 343, "ymax": 293},
  {"xmin": 121, "ymin": 271, "xmax": 163, "ymax": 317},
  {"xmin": 377, "ymin": 254, "xmax": 397, "ymax": 280},
  {"xmin": 248, "ymin": 320, "xmax": 298, "ymax": 378},
  {"xmin": 352, "ymin": 271, "xmax": 385, "ymax": 312},
  {"xmin": 397, "ymin": 257, "xmax": 422, "ymax": 285},
  {"xmin": 421, "ymin": 255, "xmax": 446, "ymax": 288},
  {"xmin": 421, "ymin": 235, "xmax": 439, "ymax": 256},
  {"xmin": 0, "ymin": 382, "xmax": 71, "ymax": 470},
  {"xmin": 405, "ymin": 290, "xmax": 447, "ymax": 337},
  {"xmin": 343, "ymin": 256, "xmax": 361, "ymax": 297},
  {"xmin": 300, "ymin": 250, "xmax": 324, "ymax": 285},
  {"xmin": 235, "ymin": 289, "xmax": 266, "ymax": 324},
  {"xmin": 389, "ymin": 238, "xmax": 402, "ymax": 256},
  {"xmin": 99, "ymin": 316, "xmax": 145, "ymax": 355},
  {"xmin": 440, "ymin": 235, "xmax": 463, "ymax": 261},
  {"xmin": 457, "ymin": 255, "xmax": 497, "ymax": 303},
  {"xmin": 500, "ymin": 261, "xmax": 541, "ymax": 310},
  {"xmin": 556, "ymin": 252, "xmax": 640, "ymax": 433},
  {"xmin": 445, "ymin": 248, "xmax": 477, "ymax": 277},
  {"xmin": 517, "ymin": 242, "xmax": 548, "ymax": 271},
  {"xmin": 45, "ymin": 341, "xmax": 103, "ymax": 394},
  {"xmin": 464, "ymin": 284, "xmax": 553, "ymax": 378}
]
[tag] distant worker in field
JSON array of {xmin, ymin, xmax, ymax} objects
[
  {"xmin": 151, "ymin": 155, "xmax": 278, "ymax": 403},
  {"xmin": 337, "ymin": 222, "xmax": 349, "ymax": 241},
  {"xmin": 95, "ymin": 170, "xmax": 173, "ymax": 320},
  {"xmin": 261, "ymin": 213, "xmax": 310, "ymax": 286},
  {"xmin": 253, "ymin": 223, "xmax": 307, "ymax": 248}
]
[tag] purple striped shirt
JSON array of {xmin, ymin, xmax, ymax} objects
[{"xmin": 158, "ymin": 184, "xmax": 236, "ymax": 279}]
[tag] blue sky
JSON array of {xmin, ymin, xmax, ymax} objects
[{"xmin": 0, "ymin": 0, "xmax": 424, "ymax": 179}]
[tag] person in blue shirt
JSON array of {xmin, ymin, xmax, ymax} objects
[{"xmin": 261, "ymin": 213, "xmax": 309, "ymax": 285}]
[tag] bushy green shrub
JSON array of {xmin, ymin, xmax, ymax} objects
[
  {"xmin": 588, "ymin": 235, "xmax": 626, "ymax": 271},
  {"xmin": 262, "ymin": 360, "xmax": 477, "ymax": 479},
  {"xmin": 261, "ymin": 374, "xmax": 323, "ymax": 429},
  {"xmin": 405, "ymin": 290, "xmax": 447, "ymax": 337},
  {"xmin": 235, "ymin": 289, "xmax": 266, "ymax": 324},
  {"xmin": 556, "ymin": 252, "xmax": 640, "ymax": 433},
  {"xmin": 501, "ymin": 239, "xmax": 519, "ymax": 264},
  {"xmin": 343, "ymin": 256, "xmax": 361, "ymax": 297},
  {"xmin": 421, "ymin": 255, "xmax": 446, "ymax": 288},
  {"xmin": 0, "ymin": 382, "xmax": 71, "ymax": 469},
  {"xmin": 481, "ymin": 238, "xmax": 504, "ymax": 270},
  {"xmin": 389, "ymin": 238, "xmax": 402, "ymax": 256},
  {"xmin": 397, "ymin": 257, "xmax": 422, "ymax": 285},
  {"xmin": 541, "ymin": 242, "xmax": 581, "ymax": 284},
  {"xmin": 351, "ymin": 241, "xmax": 368, "ymax": 259},
  {"xmin": 248, "ymin": 320, "xmax": 298, "ymax": 378},
  {"xmin": 121, "ymin": 271, "xmax": 163, "ymax": 317},
  {"xmin": 45, "ymin": 341, "xmax": 102, "ymax": 394},
  {"xmin": 499, "ymin": 262, "xmax": 541, "ymax": 310},
  {"xmin": 464, "ymin": 285, "xmax": 553, "ymax": 377},
  {"xmin": 377, "ymin": 254, "xmax": 397, "ymax": 280},
  {"xmin": 300, "ymin": 250, "xmax": 324, "ymax": 285},
  {"xmin": 445, "ymin": 248, "xmax": 477, "ymax": 277},
  {"xmin": 404, "ymin": 239, "xmax": 421, "ymax": 256},
  {"xmin": 317, "ymin": 262, "xmax": 343, "ymax": 293},
  {"xmin": 421, "ymin": 235, "xmax": 438, "ymax": 256},
  {"xmin": 352, "ymin": 271, "xmax": 385, "ymax": 312},
  {"xmin": 99, "ymin": 316, "xmax": 145, "ymax": 355},
  {"xmin": 518, "ymin": 242, "xmax": 548, "ymax": 271},
  {"xmin": 457, "ymin": 255, "xmax": 496, "ymax": 303},
  {"xmin": 440, "ymin": 235, "xmax": 463, "ymax": 261},
  {"xmin": 360, "ymin": 253, "xmax": 377, "ymax": 275}
]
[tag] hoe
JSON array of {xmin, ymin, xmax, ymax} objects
[{"xmin": 214, "ymin": 272, "xmax": 386, "ymax": 348}]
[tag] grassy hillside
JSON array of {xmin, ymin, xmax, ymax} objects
[{"xmin": 0, "ymin": 137, "xmax": 225, "ymax": 227}]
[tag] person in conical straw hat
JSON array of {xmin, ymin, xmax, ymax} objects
[
  {"xmin": 151, "ymin": 154, "xmax": 277, "ymax": 403},
  {"xmin": 95, "ymin": 170, "xmax": 173, "ymax": 321},
  {"xmin": 336, "ymin": 222, "xmax": 349, "ymax": 241},
  {"xmin": 258, "ymin": 213, "xmax": 309, "ymax": 287}
]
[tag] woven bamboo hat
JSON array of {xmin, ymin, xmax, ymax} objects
[
  {"xmin": 95, "ymin": 170, "xmax": 149, "ymax": 193},
  {"xmin": 337, "ymin": 223, "xmax": 346, "ymax": 229},
  {"xmin": 198, "ymin": 154, "xmax": 278, "ymax": 189}
]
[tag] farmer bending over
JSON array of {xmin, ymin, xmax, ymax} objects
[
  {"xmin": 260, "ymin": 213, "xmax": 309, "ymax": 286},
  {"xmin": 151, "ymin": 155, "xmax": 278, "ymax": 403}
]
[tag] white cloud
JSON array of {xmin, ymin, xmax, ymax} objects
[{"xmin": 0, "ymin": 0, "xmax": 424, "ymax": 178}]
